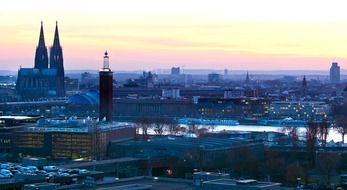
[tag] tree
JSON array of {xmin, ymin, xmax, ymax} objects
[
  {"xmin": 135, "ymin": 116, "xmax": 152, "ymax": 140},
  {"xmin": 316, "ymin": 152, "xmax": 340, "ymax": 185},
  {"xmin": 196, "ymin": 127, "xmax": 209, "ymax": 137},
  {"xmin": 263, "ymin": 151, "xmax": 286, "ymax": 182},
  {"xmin": 331, "ymin": 103, "xmax": 347, "ymax": 143},
  {"xmin": 167, "ymin": 118, "xmax": 181, "ymax": 135},
  {"xmin": 334, "ymin": 115, "xmax": 347, "ymax": 143},
  {"xmin": 187, "ymin": 120, "xmax": 199, "ymax": 134},
  {"xmin": 152, "ymin": 117, "xmax": 167, "ymax": 135},
  {"xmin": 282, "ymin": 126, "xmax": 300, "ymax": 154},
  {"xmin": 229, "ymin": 146, "xmax": 259, "ymax": 178},
  {"xmin": 286, "ymin": 162, "xmax": 305, "ymax": 186},
  {"xmin": 318, "ymin": 119, "xmax": 329, "ymax": 146},
  {"xmin": 306, "ymin": 120, "xmax": 318, "ymax": 165}
]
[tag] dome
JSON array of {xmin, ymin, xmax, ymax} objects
[{"xmin": 67, "ymin": 91, "xmax": 99, "ymax": 106}]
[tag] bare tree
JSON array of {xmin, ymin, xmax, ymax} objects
[
  {"xmin": 334, "ymin": 115, "xmax": 347, "ymax": 143},
  {"xmin": 187, "ymin": 120, "xmax": 199, "ymax": 134},
  {"xmin": 331, "ymin": 103, "xmax": 347, "ymax": 143},
  {"xmin": 196, "ymin": 127, "xmax": 209, "ymax": 137},
  {"xmin": 152, "ymin": 117, "xmax": 167, "ymax": 135},
  {"xmin": 318, "ymin": 119, "xmax": 329, "ymax": 146},
  {"xmin": 167, "ymin": 118, "xmax": 180, "ymax": 135},
  {"xmin": 135, "ymin": 116, "xmax": 152, "ymax": 140},
  {"xmin": 306, "ymin": 120, "xmax": 318, "ymax": 165},
  {"xmin": 282, "ymin": 126, "xmax": 299, "ymax": 152}
]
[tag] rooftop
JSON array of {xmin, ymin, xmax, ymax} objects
[
  {"xmin": 95, "ymin": 176, "xmax": 197, "ymax": 190},
  {"xmin": 117, "ymin": 136, "xmax": 258, "ymax": 151},
  {"xmin": 21, "ymin": 118, "xmax": 133, "ymax": 133},
  {"xmin": 203, "ymin": 178, "xmax": 283, "ymax": 189}
]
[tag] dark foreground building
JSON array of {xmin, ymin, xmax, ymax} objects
[
  {"xmin": 108, "ymin": 136, "xmax": 264, "ymax": 177},
  {"xmin": 16, "ymin": 22, "xmax": 65, "ymax": 98}
]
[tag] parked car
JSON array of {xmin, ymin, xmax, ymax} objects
[
  {"xmin": 26, "ymin": 166, "xmax": 38, "ymax": 173},
  {"xmin": 0, "ymin": 164, "xmax": 11, "ymax": 170},
  {"xmin": 0, "ymin": 169, "xmax": 13, "ymax": 177},
  {"xmin": 79, "ymin": 169, "xmax": 90, "ymax": 175},
  {"xmin": 43, "ymin": 166, "xmax": 58, "ymax": 172}
]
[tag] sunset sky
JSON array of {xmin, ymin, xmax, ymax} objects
[{"xmin": 1, "ymin": 0, "xmax": 347, "ymax": 71}]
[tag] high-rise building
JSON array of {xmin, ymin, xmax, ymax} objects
[
  {"xmin": 171, "ymin": 67, "xmax": 181, "ymax": 75},
  {"xmin": 330, "ymin": 62, "xmax": 340, "ymax": 84},
  {"xmin": 208, "ymin": 73, "xmax": 221, "ymax": 84},
  {"xmin": 99, "ymin": 51, "xmax": 113, "ymax": 122},
  {"xmin": 16, "ymin": 22, "xmax": 65, "ymax": 98}
]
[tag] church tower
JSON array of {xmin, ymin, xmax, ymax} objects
[
  {"xmin": 34, "ymin": 21, "xmax": 49, "ymax": 69},
  {"xmin": 50, "ymin": 21, "xmax": 65, "ymax": 96},
  {"xmin": 302, "ymin": 75, "xmax": 307, "ymax": 97}
]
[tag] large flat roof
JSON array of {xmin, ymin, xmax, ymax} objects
[
  {"xmin": 95, "ymin": 176, "xmax": 197, "ymax": 190},
  {"xmin": 116, "ymin": 137, "xmax": 259, "ymax": 151},
  {"xmin": 59, "ymin": 157, "xmax": 143, "ymax": 169},
  {"xmin": 203, "ymin": 178, "xmax": 282, "ymax": 188}
]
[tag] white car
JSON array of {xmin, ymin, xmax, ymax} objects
[
  {"xmin": 0, "ymin": 169, "xmax": 13, "ymax": 177},
  {"xmin": 0, "ymin": 174, "xmax": 10, "ymax": 179},
  {"xmin": 79, "ymin": 169, "xmax": 90, "ymax": 174},
  {"xmin": 26, "ymin": 166, "xmax": 38, "ymax": 172},
  {"xmin": 43, "ymin": 166, "xmax": 58, "ymax": 172},
  {"xmin": 19, "ymin": 167, "xmax": 33, "ymax": 174},
  {"xmin": 0, "ymin": 164, "xmax": 11, "ymax": 169}
]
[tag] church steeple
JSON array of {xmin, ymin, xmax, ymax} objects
[
  {"xmin": 34, "ymin": 21, "xmax": 49, "ymax": 69},
  {"xmin": 38, "ymin": 21, "xmax": 46, "ymax": 47},
  {"xmin": 302, "ymin": 75, "xmax": 307, "ymax": 88},
  {"xmin": 52, "ymin": 21, "xmax": 60, "ymax": 48},
  {"xmin": 245, "ymin": 71, "xmax": 250, "ymax": 84},
  {"xmin": 302, "ymin": 75, "xmax": 307, "ymax": 97},
  {"xmin": 50, "ymin": 21, "xmax": 65, "ymax": 96}
]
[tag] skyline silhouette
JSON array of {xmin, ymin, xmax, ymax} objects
[{"xmin": 1, "ymin": 0, "xmax": 347, "ymax": 71}]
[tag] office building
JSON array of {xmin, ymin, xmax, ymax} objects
[
  {"xmin": 330, "ymin": 62, "xmax": 340, "ymax": 84},
  {"xmin": 11, "ymin": 118, "xmax": 135, "ymax": 160},
  {"xmin": 171, "ymin": 67, "xmax": 181, "ymax": 75},
  {"xmin": 207, "ymin": 73, "xmax": 221, "ymax": 84},
  {"xmin": 269, "ymin": 101, "xmax": 329, "ymax": 120}
]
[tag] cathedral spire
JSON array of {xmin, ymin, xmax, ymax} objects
[
  {"xmin": 53, "ymin": 21, "xmax": 60, "ymax": 47},
  {"xmin": 50, "ymin": 21, "xmax": 65, "ymax": 96},
  {"xmin": 35, "ymin": 21, "xmax": 48, "ymax": 69},
  {"xmin": 38, "ymin": 21, "xmax": 46, "ymax": 48},
  {"xmin": 245, "ymin": 71, "xmax": 250, "ymax": 84},
  {"xmin": 302, "ymin": 75, "xmax": 307, "ymax": 87}
]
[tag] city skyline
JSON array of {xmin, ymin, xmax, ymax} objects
[{"xmin": 2, "ymin": 0, "xmax": 347, "ymax": 71}]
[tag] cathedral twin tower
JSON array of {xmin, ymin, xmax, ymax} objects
[{"xmin": 16, "ymin": 22, "xmax": 65, "ymax": 98}]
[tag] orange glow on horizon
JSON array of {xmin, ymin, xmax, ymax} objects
[{"xmin": 1, "ymin": 0, "xmax": 347, "ymax": 71}]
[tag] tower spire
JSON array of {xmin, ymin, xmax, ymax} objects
[
  {"xmin": 246, "ymin": 71, "xmax": 250, "ymax": 84},
  {"xmin": 35, "ymin": 21, "xmax": 48, "ymax": 69},
  {"xmin": 53, "ymin": 21, "xmax": 60, "ymax": 47},
  {"xmin": 103, "ymin": 51, "xmax": 110, "ymax": 70},
  {"xmin": 50, "ymin": 20, "xmax": 65, "ymax": 96},
  {"xmin": 38, "ymin": 21, "xmax": 46, "ymax": 48}
]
